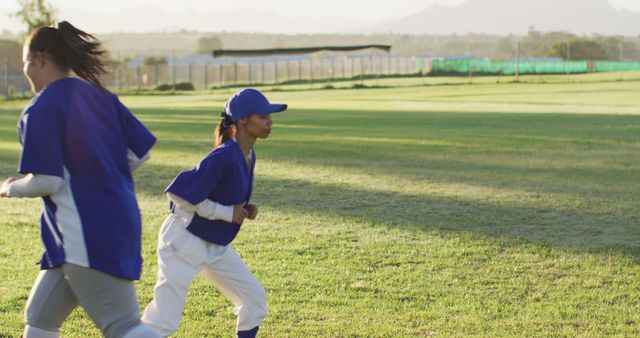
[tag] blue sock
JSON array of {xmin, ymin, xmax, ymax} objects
[{"xmin": 237, "ymin": 326, "xmax": 259, "ymax": 338}]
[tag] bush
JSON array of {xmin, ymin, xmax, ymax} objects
[
  {"xmin": 547, "ymin": 38, "xmax": 609, "ymax": 60},
  {"xmin": 143, "ymin": 56, "xmax": 167, "ymax": 66},
  {"xmin": 6, "ymin": 84, "xmax": 16, "ymax": 99},
  {"xmin": 155, "ymin": 82, "xmax": 195, "ymax": 91}
]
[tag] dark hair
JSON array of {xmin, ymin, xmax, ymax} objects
[
  {"xmin": 26, "ymin": 21, "xmax": 108, "ymax": 90},
  {"xmin": 214, "ymin": 112, "xmax": 236, "ymax": 148}
]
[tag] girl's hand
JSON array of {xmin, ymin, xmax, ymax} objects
[
  {"xmin": 233, "ymin": 203, "xmax": 249, "ymax": 224},
  {"xmin": 0, "ymin": 177, "xmax": 18, "ymax": 198},
  {"xmin": 245, "ymin": 204, "xmax": 259, "ymax": 220}
]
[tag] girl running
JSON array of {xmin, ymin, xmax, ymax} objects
[
  {"xmin": 142, "ymin": 88, "xmax": 287, "ymax": 338},
  {"xmin": 0, "ymin": 21, "xmax": 159, "ymax": 338}
]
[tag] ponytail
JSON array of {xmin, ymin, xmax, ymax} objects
[
  {"xmin": 214, "ymin": 111, "xmax": 236, "ymax": 148},
  {"xmin": 26, "ymin": 21, "xmax": 108, "ymax": 90}
]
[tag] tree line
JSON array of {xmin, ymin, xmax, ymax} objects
[
  {"xmin": 2, "ymin": 0, "xmax": 639, "ymax": 62},
  {"xmin": 95, "ymin": 29, "xmax": 638, "ymax": 62}
]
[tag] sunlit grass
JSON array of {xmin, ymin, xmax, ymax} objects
[{"xmin": 1, "ymin": 74, "xmax": 639, "ymax": 336}]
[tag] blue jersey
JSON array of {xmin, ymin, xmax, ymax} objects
[
  {"xmin": 17, "ymin": 78, "xmax": 156, "ymax": 280},
  {"xmin": 166, "ymin": 140, "xmax": 255, "ymax": 246}
]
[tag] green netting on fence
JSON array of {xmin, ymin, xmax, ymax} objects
[
  {"xmin": 594, "ymin": 61, "xmax": 640, "ymax": 72},
  {"xmin": 430, "ymin": 59, "xmax": 588, "ymax": 75}
]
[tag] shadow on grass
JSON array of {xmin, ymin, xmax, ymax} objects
[
  {"xmin": 142, "ymin": 108, "xmax": 640, "ymax": 209},
  {"xmin": 133, "ymin": 159, "xmax": 640, "ymax": 262}
]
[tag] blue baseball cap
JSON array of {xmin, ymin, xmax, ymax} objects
[{"xmin": 224, "ymin": 88, "xmax": 287, "ymax": 123}]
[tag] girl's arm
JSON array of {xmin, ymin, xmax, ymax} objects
[
  {"xmin": 167, "ymin": 192, "xmax": 235, "ymax": 222},
  {"xmin": 128, "ymin": 149, "xmax": 150, "ymax": 172},
  {"xmin": 0, "ymin": 174, "xmax": 63, "ymax": 198}
]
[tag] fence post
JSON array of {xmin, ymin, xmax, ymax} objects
[
  {"xmin": 331, "ymin": 57, "xmax": 336, "ymax": 81},
  {"xmin": 3, "ymin": 56, "xmax": 8, "ymax": 98},
  {"xmin": 323, "ymin": 57, "xmax": 327, "ymax": 81},
  {"xmin": 154, "ymin": 63, "xmax": 159, "ymax": 88},
  {"xmin": 374, "ymin": 55, "xmax": 379, "ymax": 85},
  {"xmin": 282, "ymin": 61, "xmax": 286, "ymax": 83},
  {"xmin": 309, "ymin": 58, "xmax": 314, "ymax": 87},
  {"xmin": 136, "ymin": 65, "xmax": 141, "ymax": 91},
  {"xmin": 234, "ymin": 62, "xmax": 238, "ymax": 85},
  {"xmin": 126, "ymin": 66, "xmax": 130, "ymax": 92},
  {"xmin": 219, "ymin": 63, "xmax": 224, "ymax": 88},
  {"xmin": 344, "ymin": 58, "xmax": 348, "ymax": 79},
  {"xmin": 204, "ymin": 63, "xmax": 209, "ymax": 89},
  {"xmin": 516, "ymin": 41, "xmax": 520, "ymax": 82},
  {"xmin": 351, "ymin": 58, "xmax": 354, "ymax": 78},
  {"xmin": 116, "ymin": 52, "xmax": 121, "ymax": 92},
  {"xmin": 619, "ymin": 37, "xmax": 625, "ymax": 80},
  {"xmin": 114, "ymin": 62, "xmax": 119, "ymax": 92},
  {"xmin": 172, "ymin": 58, "xmax": 176, "ymax": 94}
]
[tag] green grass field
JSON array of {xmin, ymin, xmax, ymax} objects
[{"xmin": 1, "ymin": 73, "xmax": 639, "ymax": 337}]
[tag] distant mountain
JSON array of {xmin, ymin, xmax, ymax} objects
[
  {"xmin": 55, "ymin": 6, "xmax": 378, "ymax": 34},
  {"xmin": 366, "ymin": 0, "xmax": 640, "ymax": 35},
  {"xmin": 2, "ymin": 1, "xmax": 638, "ymax": 37}
]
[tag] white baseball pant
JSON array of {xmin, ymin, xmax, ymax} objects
[{"xmin": 142, "ymin": 214, "xmax": 266, "ymax": 336}]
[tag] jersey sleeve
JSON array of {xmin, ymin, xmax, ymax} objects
[
  {"xmin": 18, "ymin": 108, "xmax": 65, "ymax": 177},
  {"xmin": 115, "ymin": 97, "xmax": 156, "ymax": 159},
  {"xmin": 165, "ymin": 155, "xmax": 227, "ymax": 205}
]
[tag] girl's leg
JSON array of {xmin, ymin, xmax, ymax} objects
[
  {"xmin": 201, "ymin": 247, "xmax": 267, "ymax": 337},
  {"xmin": 142, "ymin": 215, "xmax": 205, "ymax": 336},
  {"xmin": 23, "ymin": 326, "xmax": 61, "ymax": 338},
  {"xmin": 23, "ymin": 268, "xmax": 78, "ymax": 338},
  {"xmin": 61, "ymin": 263, "xmax": 159, "ymax": 338},
  {"xmin": 142, "ymin": 244, "xmax": 202, "ymax": 336}
]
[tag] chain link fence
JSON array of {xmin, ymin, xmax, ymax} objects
[
  {"xmin": 1, "ymin": 55, "xmax": 426, "ymax": 96},
  {"xmin": 1, "ymin": 55, "xmax": 31, "ymax": 97},
  {"xmin": 107, "ymin": 55, "xmax": 427, "ymax": 91}
]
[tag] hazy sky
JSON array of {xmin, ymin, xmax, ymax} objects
[
  {"xmin": 1, "ymin": 0, "xmax": 639, "ymax": 33},
  {"xmin": 4, "ymin": 0, "xmax": 466, "ymax": 20}
]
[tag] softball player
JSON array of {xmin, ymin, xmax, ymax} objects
[
  {"xmin": 142, "ymin": 88, "xmax": 287, "ymax": 338},
  {"xmin": 0, "ymin": 21, "xmax": 159, "ymax": 338}
]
